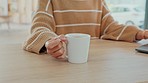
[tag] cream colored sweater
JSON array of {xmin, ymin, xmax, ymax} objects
[{"xmin": 23, "ymin": 0, "xmax": 141, "ymax": 54}]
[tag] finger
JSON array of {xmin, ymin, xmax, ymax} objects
[
  {"xmin": 57, "ymin": 42, "xmax": 68, "ymax": 59},
  {"xmin": 47, "ymin": 42, "xmax": 63, "ymax": 54},
  {"xmin": 45, "ymin": 38, "xmax": 61, "ymax": 49},
  {"xmin": 51, "ymin": 47, "xmax": 65, "ymax": 58},
  {"xmin": 58, "ymin": 35, "xmax": 68, "ymax": 44},
  {"xmin": 144, "ymin": 30, "xmax": 148, "ymax": 39}
]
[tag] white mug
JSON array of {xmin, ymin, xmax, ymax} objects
[{"xmin": 65, "ymin": 33, "xmax": 90, "ymax": 63}]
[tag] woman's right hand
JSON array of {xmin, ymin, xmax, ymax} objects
[{"xmin": 45, "ymin": 35, "xmax": 67, "ymax": 59}]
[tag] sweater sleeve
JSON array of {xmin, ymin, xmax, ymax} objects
[
  {"xmin": 23, "ymin": 0, "xmax": 57, "ymax": 54},
  {"xmin": 100, "ymin": 0, "xmax": 141, "ymax": 42}
]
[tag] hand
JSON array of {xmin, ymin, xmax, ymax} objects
[
  {"xmin": 144, "ymin": 30, "xmax": 148, "ymax": 39},
  {"xmin": 45, "ymin": 35, "xmax": 67, "ymax": 59},
  {"xmin": 136, "ymin": 30, "xmax": 148, "ymax": 40}
]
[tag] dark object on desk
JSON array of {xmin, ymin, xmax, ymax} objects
[{"xmin": 136, "ymin": 44, "xmax": 148, "ymax": 54}]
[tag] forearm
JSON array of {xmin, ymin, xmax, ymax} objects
[{"xmin": 23, "ymin": 30, "xmax": 57, "ymax": 54}]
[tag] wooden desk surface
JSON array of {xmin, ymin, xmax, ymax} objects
[{"xmin": 0, "ymin": 39, "xmax": 148, "ymax": 83}]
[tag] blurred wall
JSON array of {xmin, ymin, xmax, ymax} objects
[
  {"xmin": 18, "ymin": 0, "xmax": 32, "ymax": 23},
  {"xmin": 106, "ymin": 0, "xmax": 146, "ymax": 9},
  {"xmin": 8, "ymin": 0, "xmax": 38, "ymax": 24}
]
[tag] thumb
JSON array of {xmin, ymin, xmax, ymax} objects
[{"xmin": 58, "ymin": 35, "xmax": 68, "ymax": 44}]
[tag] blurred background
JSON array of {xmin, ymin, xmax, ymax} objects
[
  {"xmin": 0, "ymin": 0, "xmax": 146, "ymax": 28},
  {"xmin": 0, "ymin": 0, "xmax": 38, "ymax": 24},
  {"xmin": 0, "ymin": 0, "xmax": 38, "ymax": 44},
  {"xmin": 107, "ymin": 0, "xmax": 146, "ymax": 29},
  {"xmin": 0, "ymin": 0, "xmax": 146, "ymax": 29},
  {"xmin": 0, "ymin": 0, "xmax": 147, "ymax": 44}
]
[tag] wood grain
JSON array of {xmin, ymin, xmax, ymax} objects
[{"xmin": 0, "ymin": 39, "xmax": 148, "ymax": 83}]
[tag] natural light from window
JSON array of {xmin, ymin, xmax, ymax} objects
[{"xmin": 106, "ymin": 0, "xmax": 146, "ymax": 29}]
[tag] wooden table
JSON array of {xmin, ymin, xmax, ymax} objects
[{"xmin": 0, "ymin": 39, "xmax": 148, "ymax": 83}]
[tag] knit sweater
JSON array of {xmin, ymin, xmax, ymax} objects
[{"xmin": 23, "ymin": 0, "xmax": 141, "ymax": 54}]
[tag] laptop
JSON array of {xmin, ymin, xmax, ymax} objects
[{"xmin": 135, "ymin": 44, "xmax": 148, "ymax": 54}]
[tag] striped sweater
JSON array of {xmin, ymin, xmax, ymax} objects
[{"xmin": 23, "ymin": 0, "xmax": 141, "ymax": 54}]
